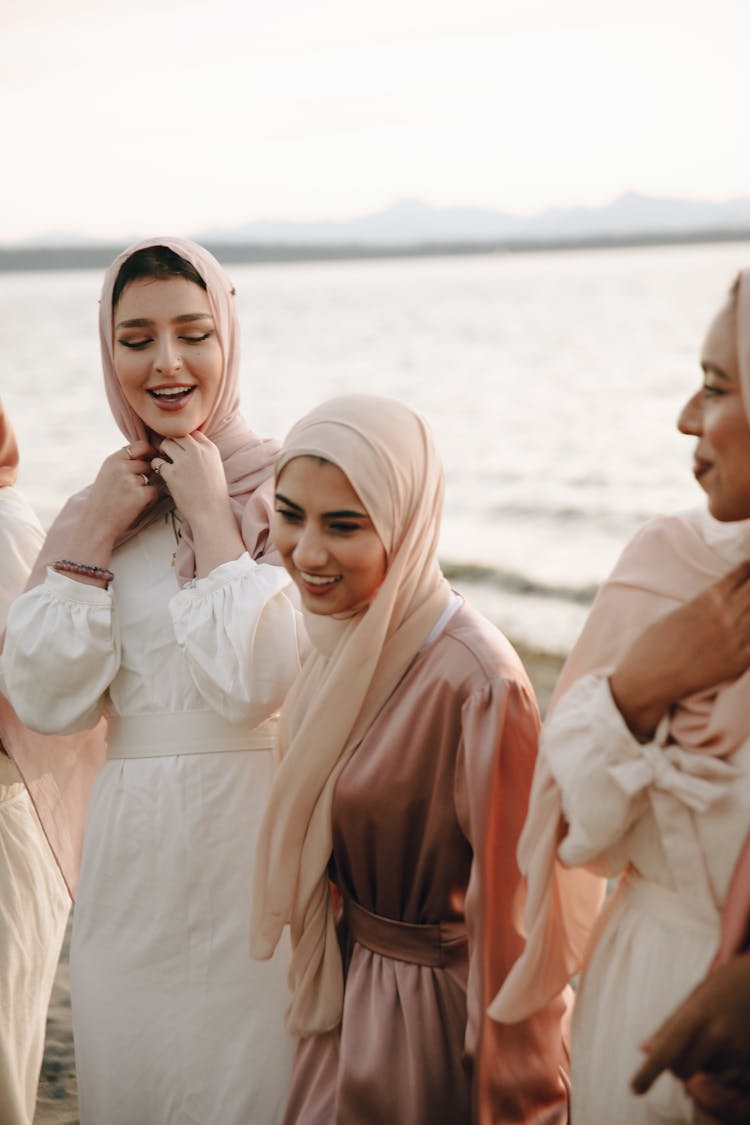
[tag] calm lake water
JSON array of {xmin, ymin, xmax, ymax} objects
[{"xmin": 4, "ymin": 239, "xmax": 750, "ymax": 654}]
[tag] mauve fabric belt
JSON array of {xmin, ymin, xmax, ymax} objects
[
  {"xmin": 106, "ymin": 711, "xmax": 278, "ymax": 759},
  {"xmin": 344, "ymin": 896, "xmax": 468, "ymax": 968}
]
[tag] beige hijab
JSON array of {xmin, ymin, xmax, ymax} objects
[
  {"xmin": 251, "ymin": 394, "xmax": 452, "ymax": 1036},
  {"xmin": 490, "ymin": 269, "xmax": 750, "ymax": 1024}
]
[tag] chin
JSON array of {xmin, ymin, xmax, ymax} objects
[{"xmin": 707, "ymin": 499, "xmax": 750, "ymax": 523}]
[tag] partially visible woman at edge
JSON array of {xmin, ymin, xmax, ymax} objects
[
  {"xmin": 250, "ymin": 394, "xmax": 569, "ymax": 1124},
  {"xmin": 490, "ymin": 270, "xmax": 750, "ymax": 1124},
  {"xmin": 1, "ymin": 238, "xmax": 304, "ymax": 1124},
  {"xmin": 0, "ymin": 402, "xmax": 69, "ymax": 1125}
]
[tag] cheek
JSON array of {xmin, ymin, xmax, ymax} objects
[{"xmin": 269, "ymin": 517, "xmax": 295, "ymax": 562}]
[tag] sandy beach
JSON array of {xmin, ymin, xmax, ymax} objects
[{"xmin": 33, "ymin": 644, "xmax": 564, "ymax": 1125}]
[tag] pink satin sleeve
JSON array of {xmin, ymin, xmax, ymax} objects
[{"xmin": 457, "ymin": 677, "xmax": 570, "ymax": 1123}]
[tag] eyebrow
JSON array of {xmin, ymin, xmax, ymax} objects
[
  {"xmin": 275, "ymin": 491, "xmax": 369, "ymax": 519},
  {"xmin": 115, "ymin": 313, "xmax": 213, "ymax": 329}
]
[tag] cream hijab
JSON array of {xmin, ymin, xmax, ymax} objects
[
  {"xmin": 251, "ymin": 394, "xmax": 452, "ymax": 1036},
  {"xmin": 491, "ymin": 269, "xmax": 750, "ymax": 1024}
]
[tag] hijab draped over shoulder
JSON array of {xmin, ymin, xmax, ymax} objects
[
  {"xmin": 0, "ymin": 400, "xmax": 19, "ymax": 487},
  {"xmin": 491, "ymin": 268, "xmax": 750, "ymax": 1025},
  {"xmin": 0, "ymin": 237, "xmax": 278, "ymax": 896},
  {"xmin": 251, "ymin": 394, "xmax": 452, "ymax": 1036}
]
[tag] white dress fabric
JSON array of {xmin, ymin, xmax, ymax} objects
[
  {"xmin": 3, "ymin": 516, "xmax": 304, "ymax": 1125},
  {"xmin": 0, "ymin": 486, "xmax": 69, "ymax": 1125},
  {"xmin": 544, "ymin": 672, "xmax": 750, "ymax": 1125}
]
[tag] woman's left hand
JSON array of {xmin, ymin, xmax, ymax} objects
[
  {"xmin": 152, "ymin": 433, "xmax": 245, "ymax": 577},
  {"xmin": 151, "ymin": 433, "xmax": 228, "ymax": 526}
]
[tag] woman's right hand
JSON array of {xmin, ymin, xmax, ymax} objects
[
  {"xmin": 610, "ymin": 560, "xmax": 750, "ymax": 739},
  {"xmin": 61, "ymin": 441, "xmax": 163, "ymax": 579}
]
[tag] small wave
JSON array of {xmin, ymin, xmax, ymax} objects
[{"xmin": 441, "ymin": 560, "xmax": 598, "ymax": 606}]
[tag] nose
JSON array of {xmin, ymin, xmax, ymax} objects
[
  {"xmin": 292, "ymin": 524, "xmax": 328, "ymax": 570},
  {"xmin": 677, "ymin": 388, "xmax": 702, "ymax": 436},
  {"xmin": 154, "ymin": 334, "xmax": 182, "ymax": 376}
]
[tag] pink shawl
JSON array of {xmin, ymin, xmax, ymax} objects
[
  {"xmin": 251, "ymin": 394, "xmax": 452, "ymax": 1036},
  {"xmin": 491, "ymin": 268, "xmax": 750, "ymax": 1024},
  {"xmin": 1, "ymin": 237, "xmax": 278, "ymax": 896},
  {"xmin": 0, "ymin": 399, "xmax": 19, "ymax": 487}
]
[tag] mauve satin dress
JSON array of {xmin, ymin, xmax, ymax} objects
[{"xmin": 284, "ymin": 601, "xmax": 569, "ymax": 1125}]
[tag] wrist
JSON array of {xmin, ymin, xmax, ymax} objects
[{"xmin": 609, "ymin": 670, "xmax": 669, "ymax": 741}]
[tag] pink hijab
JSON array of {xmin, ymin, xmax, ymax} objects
[
  {"xmin": 0, "ymin": 399, "xmax": 19, "ymax": 487},
  {"xmin": 29, "ymin": 235, "xmax": 279, "ymax": 586},
  {"xmin": 251, "ymin": 394, "xmax": 452, "ymax": 1036},
  {"xmin": 491, "ymin": 269, "xmax": 750, "ymax": 1024},
  {"xmin": 1, "ymin": 237, "xmax": 278, "ymax": 896}
]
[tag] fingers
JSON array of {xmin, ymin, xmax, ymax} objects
[
  {"xmin": 124, "ymin": 440, "xmax": 158, "ymax": 461},
  {"xmin": 630, "ymin": 1009, "xmax": 701, "ymax": 1094}
]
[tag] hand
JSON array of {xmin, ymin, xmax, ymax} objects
[
  {"xmin": 610, "ymin": 560, "xmax": 750, "ymax": 738},
  {"xmin": 631, "ymin": 953, "xmax": 750, "ymax": 1123},
  {"xmin": 152, "ymin": 433, "xmax": 244, "ymax": 577},
  {"xmin": 70, "ymin": 441, "xmax": 162, "ymax": 565},
  {"xmin": 151, "ymin": 433, "xmax": 229, "ymax": 528}
]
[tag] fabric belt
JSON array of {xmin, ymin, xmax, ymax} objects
[
  {"xmin": 106, "ymin": 711, "xmax": 278, "ymax": 759},
  {"xmin": 344, "ymin": 897, "xmax": 468, "ymax": 968}
]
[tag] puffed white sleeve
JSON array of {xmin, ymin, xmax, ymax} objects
[
  {"xmin": 169, "ymin": 552, "xmax": 306, "ymax": 725},
  {"xmin": 0, "ymin": 488, "xmax": 44, "ymax": 628},
  {"xmin": 543, "ymin": 672, "xmax": 737, "ymax": 872},
  {"xmin": 2, "ymin": 569, "xmax": 118, "ymax": 734}
]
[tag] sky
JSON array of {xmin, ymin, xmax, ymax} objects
[{"xmin": 3, "ymin": 0, "xmax": 750, "ymax": 243}]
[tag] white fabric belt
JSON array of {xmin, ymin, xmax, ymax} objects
[{"xmin": 106, "ymin": 711, "xmax": 278, "ymax": 759}]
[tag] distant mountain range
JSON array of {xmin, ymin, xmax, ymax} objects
[
  {"xmin": 197, "ymin": 193, "xmax": 750, "ymax": 247},
  {"xmin": 3, "ymin": 193, "xmax": 750, "ymax": 270}
]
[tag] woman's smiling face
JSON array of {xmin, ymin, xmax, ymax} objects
[
  {"xmin": 272, "ymin": 456, "xmax": 387, "ymax": 616},
  {"xmin": 678, "ymin": 297, "xmax": 750, "ymax": 522},
  {"xmin": 112, "ymin": 275, "xmax": 223, "ymax": 439}
]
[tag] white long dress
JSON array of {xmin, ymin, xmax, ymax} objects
[
  {"xmin": 0, "ymin": 486, "xmax": 70, "ymax": 1125},
  {"xmin": 543, "ymin": 673, "xmax": 750, "ymax": 1125},
  {"xmin": 2, "ymin": 517, "xmax": 304, "ymax": 1125}
]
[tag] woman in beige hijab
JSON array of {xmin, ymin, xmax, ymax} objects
[
  {"xmin": 490, "ymin": 272, "xmax": 750, "ymax": 1123},
  {"xmin": 251, "ymin": 394, "xmax": 569, "ymax": 1124},
  {"xmin": 0, "ymin": 402, "xmax": 69, "ymax": 1125}
]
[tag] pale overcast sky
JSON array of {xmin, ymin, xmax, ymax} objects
[{"xmin": 2, "ymin": 0, "xmax": 750, "ymax": 242}]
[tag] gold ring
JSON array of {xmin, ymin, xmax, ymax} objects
[
  {"xmin": 153, "ymin": 460, "xmax": 162, "ymax": 476},
  {"xmin": 141, "ymin": 473, "xmax": 149, "ymax": 486}
]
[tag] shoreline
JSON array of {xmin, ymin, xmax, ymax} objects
[{"xmin": 34, "ymin": 644, "xmax": 565, "ymax": 1125}]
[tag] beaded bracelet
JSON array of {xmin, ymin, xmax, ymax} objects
[{"xmin": 52, "ymin": 559, "xmax": 114, "ymax": 587}]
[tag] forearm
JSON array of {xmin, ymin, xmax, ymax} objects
[{"xmin": 188, "ymin": 499, "xmax": 245, "ymax": 578}]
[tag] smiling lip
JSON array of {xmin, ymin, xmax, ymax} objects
[
  {"xmin": 147, "ymin": 385, "xmax": 196, "ymax": 411},
  {"xmin": 298, "ymin": 572, "xmax": 342, "ymax": 596}
]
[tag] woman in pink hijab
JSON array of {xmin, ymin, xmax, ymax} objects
[
  {"xmin": 1, "ymin": 239, "xmax": 304, "ymax": 1124},
  {"xmin": 250, "ymin": 394, "xmax": 569, "ymax": 1123},
  {"xmin": 490, "ymin": 271, "xmax": 750, "ymax": 1123}
]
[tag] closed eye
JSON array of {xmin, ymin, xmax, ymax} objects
[
  {"xmin": 180, "ymin": 332, "xmax": 212, "ymax": 344},
  {"xmin": 328, "ymin": 521, "xmax": 365, "ymax": 533},
  {"xmin": 275, "ymin": 506, "xmax": 303, "ymax": 523},
  {"xmin": 118, "ymin": 337, "xmax": 152, "ymax": 349}
]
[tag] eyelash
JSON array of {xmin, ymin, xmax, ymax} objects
[
  {"xmin": 119, "ymin": 331, "xmax": 213, "ymax": 350},
  {"xmin": 274, "ymin": 508, "xmax": 363, "ymax": 534},
  {"xmin": 702, "ymin": 382, "xmax": 725, "ymax": 398}
]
